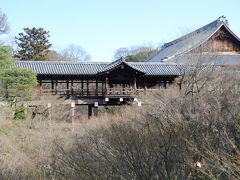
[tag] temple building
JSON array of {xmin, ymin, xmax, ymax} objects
[
  {"xmin": 15, "ymin": 16, "xmax": 240, "ymax": 116},
  {"xmin": 147, "ymin": 16, "xmax": 240, "ymax": 65}
]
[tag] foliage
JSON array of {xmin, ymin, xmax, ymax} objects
[
  {"xmin": 114, "ymin": 45, "xmax": 159, "ymax": 62},
  {"xmin": 0, "ymin": 46, "xmax": 37, "ymax": 102},
  {"xmin": 13, "ymin": 105, "xmax": 27, "ymax": 126},
  {"xmin": 0, "ymin": 46, "xmax": 13, "ymax": 100},
  {"xmin": 125, "ymin": 49, "xmax": 157, "ymax": 62},
  {"xmin": 15, "ymin": 27, "xmax": 52, "ymax": 60},
  {"xmin": 46, "ymin": 50, "xmax": 62, "ymax": 60},
  {"xmin": 0, "ymin": 46, "xmax": 13, "ymax": 72},
  {"xmin": 1, "ymin": 67, "xmax": 37, "ymax": 101}
]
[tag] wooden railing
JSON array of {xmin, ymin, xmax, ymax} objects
[
  {"xmin": 106, "ymin": 88, "xmax": 134, "ymax": 96},
  {"xmin": 40, "ymin": 87, "xmax": 142, "ymax": 97}
]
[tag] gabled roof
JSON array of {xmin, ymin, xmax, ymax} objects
[
  {"xmin": 15, "ymin": 60, "xmax": 191, "ymax": 76},
  {"xmin": 147, "ymin": 16, "xmax": 240, "ymax": 62},
  {"xmin": 98, "ymin": 57, "xmax": 146, "ymax": 74}
]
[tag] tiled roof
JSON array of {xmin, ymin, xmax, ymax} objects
[
  {"xmin": 147, "ymin": 16, "xmax": 240, "ymax": 63},
  {"xmin": 98, "ymin": 57, "xmax": 145, "ymax": 74},
  {"xmin": 129, "ymin": 62, "xmax": 190, "ymax": 75},
  {"xmin": 15, "ymin": 60, "xmax": 191, "ymax": 76},
  {"xmin": 166, "ymin": 54, "xmax": 240, "ymax": 65},
  {"xmin": 15, "ymin": 61, "xmax": 108, "ymax": 75}
]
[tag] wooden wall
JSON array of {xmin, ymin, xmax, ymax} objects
[{"xmin": 192, "ymin": 26, "xmax": 240, "ymax": 54}]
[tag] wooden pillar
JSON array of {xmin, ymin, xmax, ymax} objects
[
  {"xmin": 158, "ymin": 78, "xmax": 161, "ymax": 89},
  {"xmin": 55, "ymin": 80, "xmax": 58, "ymax": 95},
  {"xmin": 105, "ymin": 77, "xmax": 108, "ymax": 95},
  {"xmin": 71, "ymin": 80, "xmax": 73, "ymax": 96},
  {"xmin": 81, "ymin": 79, "xmax": 84, "ymax": 96},
  {"xmin": 39, "ymin": 79, "xmax": 42, "ymax": 96},
  {"xmin": 133, "ymin": 76, "xmax": 137, "ymax": 94},
  {"xmin": 66, "ymin": 79, "xmax": 69, "ymax": 96},
  {"xmin": 96, "ymin": 79, "xmax": 98, "ymax": 96},
  {"xmin": 51, "ymin": 79, "xmax": 54, "ymax": 94},
  {"xmin": 102, "ymin": 80, "xmax": 104, "ymax": 96},
  {"xmin": 144, "ymin": 77, "xmax": 147, "ymax": 94},
  {"xmin": 86, "ymin": 79, "xmax": 89, "ymax": 96}
]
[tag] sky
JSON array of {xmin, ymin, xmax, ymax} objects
[{"xmin": 1, "ymin": 0, "xmax": 240, "ymax": 62}]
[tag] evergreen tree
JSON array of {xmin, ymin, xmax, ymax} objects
[
  {"xmin": 15, "ymin": 27, "xmax": 52, "ymax": 60},
  {"xmin": 0, "ymin": 46, "xmax": 37, "ymax": 102},
  {"xmin": 0, "ymin": 46, "xmax": 13, "ymax": 72},
  {"xmin": 2, "ymin": 68, "xmax": 37, "ymax": 101}
]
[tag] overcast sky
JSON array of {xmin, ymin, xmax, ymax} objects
[{"xmin": 1, "ymin": 0, "xmax": 240, "ymax": 62}]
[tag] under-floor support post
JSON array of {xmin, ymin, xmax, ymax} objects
[
  {"xmin": 88, "ymin": 105, "xmax": 93, "ymax": 119},
  {"xmin": 93, "ymin": 106, "xmax": 98, "ymax": 117}
]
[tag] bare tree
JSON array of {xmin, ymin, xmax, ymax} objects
[
  {"xmin": 113, "ymin": 44, "xmax": 159, "ymax": 62},
  {"xmin": 0, "ymin": 10, "xmax": 9, "ymax": 35},
  {"xmin": 113, "ymin": 47, "xmax": 130, "ymax": 59},
  {"xmin": 61, "ymin": 44, "xmax": 91, "ymax": 61},
  {"xmin": 0, "ymin": 10, "xmax": 10, "ymax": 45}
]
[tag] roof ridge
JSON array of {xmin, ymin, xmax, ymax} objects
[
  {"xmin": 162, "ymin": 17, "xmax": 224, "ymax": 49},
  {"xmin": 16, "ymin": 60, "xmax": 109, "ymax": 64}
]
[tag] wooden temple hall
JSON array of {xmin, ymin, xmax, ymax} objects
[
  {"xmin": 16, "ymin": 58, "xmax": 184, "ymax": 117},
  {"xmin": 15, "ymin": 16, "xmax": 240, "ymax": 117},
  {"xmin": 16, "ymin": 58, "xmax": 182, "ymax": 101}
]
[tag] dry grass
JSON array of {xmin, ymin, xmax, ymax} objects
[
  {"xmin": 0, "ymin": 99, "xmax": 147, "ymax": 179},
  {"xmin": 1, "ymin": 68, "xmax": 240, "ymax": 179}
]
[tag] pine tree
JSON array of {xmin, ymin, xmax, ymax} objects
[
  {"xmin": 0, "ymin": 46, "xmax": 37, "ymax": 101},
  {"xmin": 15, "ymin": 27, "xmax": 52, "ymax": 60},
  {"xmin": 0, "ymin": 46, "xmax": 13, "ymax": 72}
]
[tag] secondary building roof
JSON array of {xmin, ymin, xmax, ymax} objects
[
  {"xmin": 164, "ymin": 54, "xmax": 240, "ymax": 65},
  {"xmin": 147, "ymin": 16, "xmax": 240, "ymax": 65}
]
